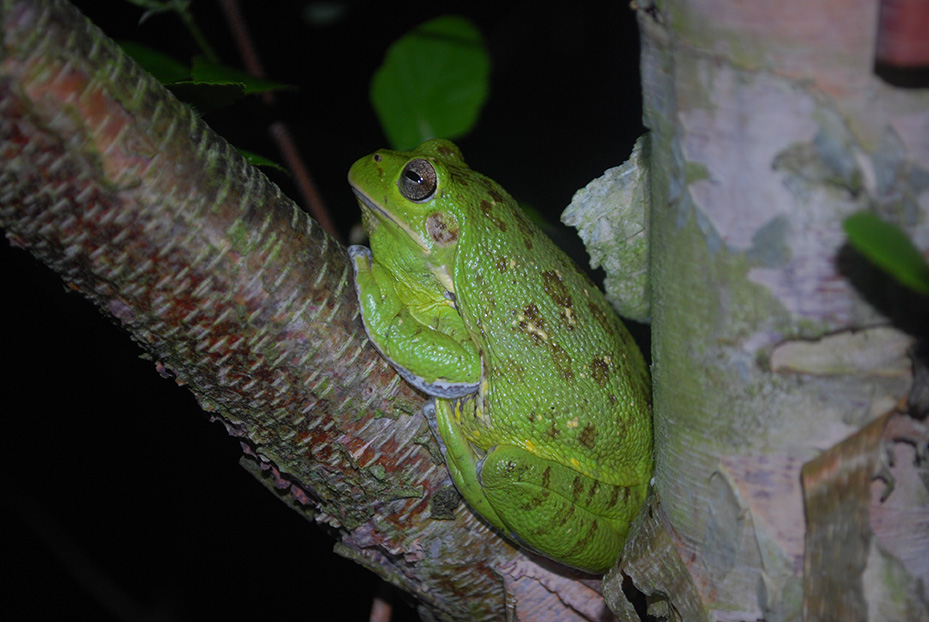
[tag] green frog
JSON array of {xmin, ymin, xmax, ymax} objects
[{"xmin": 347, "ymin": 139, "xmax": 652, "ymax": 573}]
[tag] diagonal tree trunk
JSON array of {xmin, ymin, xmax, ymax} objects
[{"xmin": 1, "ymin": 1, "xmax": 611, "ymax": 619}]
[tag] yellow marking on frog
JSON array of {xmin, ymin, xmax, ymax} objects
[
  {"xmin": 514, "ymin": 312, "xmax": 549, "ymax": 341},
  {"xmin": 566, "ymin": 417, "xmax": 579, "ymax": 429},
  {"xmin": 431, "ymin": 264, "xmax": 456, "ymax": 296},
  {"xmin": 571, "ymin": 457, "xmax": 581, "ymax": 468},
  {"xmin": 525, "ymin": 321, "xmax": 548, "ymax": 340},
  {"xmin": 525, "ymin": 439, "xmax": 537, "ymax": 454}
]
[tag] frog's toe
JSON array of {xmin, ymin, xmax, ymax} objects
[{"xmin": 346, "ymin": 245, "xmax": 372, "ymax": 260}]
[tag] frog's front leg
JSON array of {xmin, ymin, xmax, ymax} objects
[
  {"xmin": 430, "ymin": 398, "xmax": 642, "ymax": 573},
  {"xmin": 349, "ymin": 246, "xmax": 480, "ymax": 396}
]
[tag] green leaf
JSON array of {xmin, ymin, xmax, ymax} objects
[
  {"xmin": 843, "ymin": 211, "xmax": 929, "ymax": 295},
  {"xmin": 371, "ymin": 16, "xmax": 490, "ymax": 150},
  {"xmin": 189, "ymin": 56, "xmax": 292, "ymax": 95},
  {"xmin": 119, "ymin": 44, "xmax": 292, "ymax": 112},
  {"xmin": 118, "ymin": 40, "xmax": 190, "ymax": 84},
  {"xmin": 165, "ymin": 82, "xmax": 246, "ymax": 114},
  {"xmin": 160, "ymin": 58, "xmax": 293, "ymax": 114},
  {"xmin": 237, "ymin": 149, "xmax": 287, "ymax": 173},
  {"xmin": 123, "ymin": 0, "xmax": 191, "ymax": 25},
  {"xmin": 122, "ymin": 0, "xmax": 187, "ymax": 25}
]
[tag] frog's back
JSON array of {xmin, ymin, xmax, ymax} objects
[{"xmin": 452, "ymin": 174, "xmax": 652, "ymax": 486}]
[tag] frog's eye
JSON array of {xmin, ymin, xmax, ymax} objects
[{"xmin": 399, "ymin": 159, "xmax": 438, "ymax": 202}]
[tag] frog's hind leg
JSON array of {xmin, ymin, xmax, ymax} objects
[
  {"xmin": 426, "ymin": 398, "xmax": 507, "ymax": 532},
  {"xmin": 477, "ymin": 445, "xmax": 641, "ymax": 573}
]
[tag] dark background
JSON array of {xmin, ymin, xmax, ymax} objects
[{"xmin": 2, "ymin": 1, "xmax": 642, "ymax": 619}]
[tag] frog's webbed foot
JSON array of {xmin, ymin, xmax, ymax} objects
[
  {"xmin": 346, "ymin": 244, "xmax": 373, "ymax": 264},
  {"xmin": 422, "ymin": 400, "xmax": 446, "ymax": 458}
]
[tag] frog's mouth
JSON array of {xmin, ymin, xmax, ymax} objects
[
  {"xmin": 351, "ymin": 186, "xmax": 431, "ymax": 253},
  {"xmin": 351, "ymin": 186, "xmax": 457, "ymax": 296}
]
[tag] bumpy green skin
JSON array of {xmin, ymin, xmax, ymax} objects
[{"xmin": 348, "ymin": 139, "xmax": 652, "ymax": 573}]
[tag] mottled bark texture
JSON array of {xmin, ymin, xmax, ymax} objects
[{"xmin": 636, "ymin": 1, "xmax": 929, "ymax": 620}]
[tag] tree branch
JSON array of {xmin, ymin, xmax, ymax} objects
[{"xmin": 0, "ymin": 1, "xmax": 578, "ymax": 619}]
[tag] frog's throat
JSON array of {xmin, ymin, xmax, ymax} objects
[{"xmin": 351, "ymin": 187, "xmax": 429, "ymax": 254}]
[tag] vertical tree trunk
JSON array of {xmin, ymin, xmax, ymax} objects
[{"xmin": 638, "ymin": 1, "xmax": 928, "ymax": 619}]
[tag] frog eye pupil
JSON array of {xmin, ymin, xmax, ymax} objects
[{"xmin": 399, "ymin": 159, "xmax": 438, "ymax": 202}]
